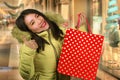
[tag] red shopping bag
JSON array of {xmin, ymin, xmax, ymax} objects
[{"xmin": 57, "ymin": 13, "xmax": 104, "ymax": 80}]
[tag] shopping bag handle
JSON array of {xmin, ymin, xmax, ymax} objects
[{"xmin": 76, "ymin": 13, "xmax": 92, "ymax": 33}]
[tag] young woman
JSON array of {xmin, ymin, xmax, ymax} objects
[{"xmin": 14, "ymin": 9, "xmax": 70, "ymax": 80}]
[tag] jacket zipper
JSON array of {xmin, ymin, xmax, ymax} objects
[
  {"xmin": 47, "ymin": 29, "xmax": 60, "ymax": 80},
  {"xmin": 47, "ymin": 29, "xmax": 59, "ymax": 61}
]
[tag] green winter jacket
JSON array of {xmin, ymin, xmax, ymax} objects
[
  {"xmin": 18, "ymin": 27, "xmax": 70, "ymax": 80},
  {"xmin": 11, "ymin": 12, "xmax": 71, "ymax": 80}
]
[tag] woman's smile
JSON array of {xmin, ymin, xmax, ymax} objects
[{"xmin": 40, "ymin": 20, "xmax": 46, "ymax": 28}]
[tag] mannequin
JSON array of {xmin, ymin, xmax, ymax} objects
[
  {"xmin": 108, "ymin": 25, "xmax": 120, "ymax": 68},
  {"xmin": 108, "ymin": 25, "xmax": 119, "ymax": 47},
  {"xmin": 118, "ymin": 18, "xmax": 120, "ymax": 46}
]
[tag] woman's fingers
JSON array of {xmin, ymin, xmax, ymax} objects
[
  {"xmin": 21, "ymin": 36, "xmax": 38, "ymax": 49},
  {"xmin": 22, "ymin": 36, "xmax": 27, "ymax": 42},
  {"xmin": 25, "ymin": 40, "xmax": 38, "ymax": 50}
]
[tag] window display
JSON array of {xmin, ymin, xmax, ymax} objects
[{"xmin": 101, "ymin": 0, "xmax": 120, "ymax": 79}]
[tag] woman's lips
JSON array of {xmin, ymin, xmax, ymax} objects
[
  {"xmin": 42, "ymin": 21, "xmax": 46, "ymax": 28},
  {"xmin": 40, "ymin": 20, "xmax": 46, "ymax": 28}
]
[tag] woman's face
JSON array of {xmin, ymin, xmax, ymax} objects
[{"xmin": 24, "ymin": 13, "xmax": 49, "ymax": 33}]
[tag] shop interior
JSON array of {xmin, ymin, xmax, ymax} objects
[{"xmin": 0, "ymin": 0, "xmax": 120, "ymax": 80}]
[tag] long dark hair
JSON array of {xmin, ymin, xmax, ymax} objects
[{"xmin": 16, "ymin": 9, "xmax": 64, "ymax": 53}]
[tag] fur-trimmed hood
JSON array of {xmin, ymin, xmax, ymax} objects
[{"xmin": 11, "ymin": 12, "xmax": 66, "ymax": 43}]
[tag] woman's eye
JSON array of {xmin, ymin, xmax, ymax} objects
[
  {"xmin": 35, "ymin": 14, "xmax": 39, "ymax": 18},
  {"xmin": 31, "ymin": 22, "xmax": 35, "ymax": 25}
]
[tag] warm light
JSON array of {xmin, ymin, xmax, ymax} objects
[
  {"xmin": 18, "ymin": 0, "xmax": 23, "ymax": 6},
  {"xmin": 0, "ymin": 8, "xmax": 7, "ymax": 15}
]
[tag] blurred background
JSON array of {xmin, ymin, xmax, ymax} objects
[{"xmin": 0, "ymin": 0, "xmax": 120, "ymax": 80}]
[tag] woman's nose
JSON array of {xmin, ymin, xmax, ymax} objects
[{"xmin": 36, "ymin": 18, "xmax": 42, "ymax": 25}]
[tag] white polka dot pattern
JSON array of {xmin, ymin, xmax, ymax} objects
[{"xmin": 57, "ymin": 28, "xmax": 104, "ymax": 80}]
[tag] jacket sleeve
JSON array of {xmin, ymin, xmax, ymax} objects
[{"xmin": 19, "ymin": 44, "xmax": 36, "ymax": 80}]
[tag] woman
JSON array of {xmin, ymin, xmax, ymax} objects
[{"xmin": 14, "ymin": 9, "xmax": 70, "ymax": 80}]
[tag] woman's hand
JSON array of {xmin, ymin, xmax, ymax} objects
[
  {"xmin": 22, "ymin": 36, "xmax": 38, "ymax": 50},
  {"xmin": 75, "ymin": 13, "xmax": 86, "ymax": 29}
]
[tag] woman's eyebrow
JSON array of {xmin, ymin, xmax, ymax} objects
[{"xmin": 29, "ymin": 14, "xmax": 36, "ymax": 25}]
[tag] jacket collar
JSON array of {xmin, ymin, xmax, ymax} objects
[{"xmin": 37, "ymin": 28, "xmax": 51, "ymax": 43}]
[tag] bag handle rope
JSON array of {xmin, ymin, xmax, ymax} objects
[{"xmin": 75, "ymin": 13, "xmax": 92, "ymax": 33}]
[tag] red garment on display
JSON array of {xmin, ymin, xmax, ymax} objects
[{"xmin": 57, "ymin": 13, "xmax": 104, "ymax": 80}]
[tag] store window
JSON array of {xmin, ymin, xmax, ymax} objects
[
  {"xmin": 101, "ymin": 0, "xmax": 120, "ymax": 79},
  {"xmin": 92, "ymin": 0, "xmax": 102, "ymax": 16},
  {"xmin": 92, "ymin": 0, "xmax": 102, "ymax": 34}
]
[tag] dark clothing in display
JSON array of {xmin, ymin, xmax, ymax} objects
[{"xmin": 109, "ymin": 29, "xmax": 120, "ymax": 47}]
